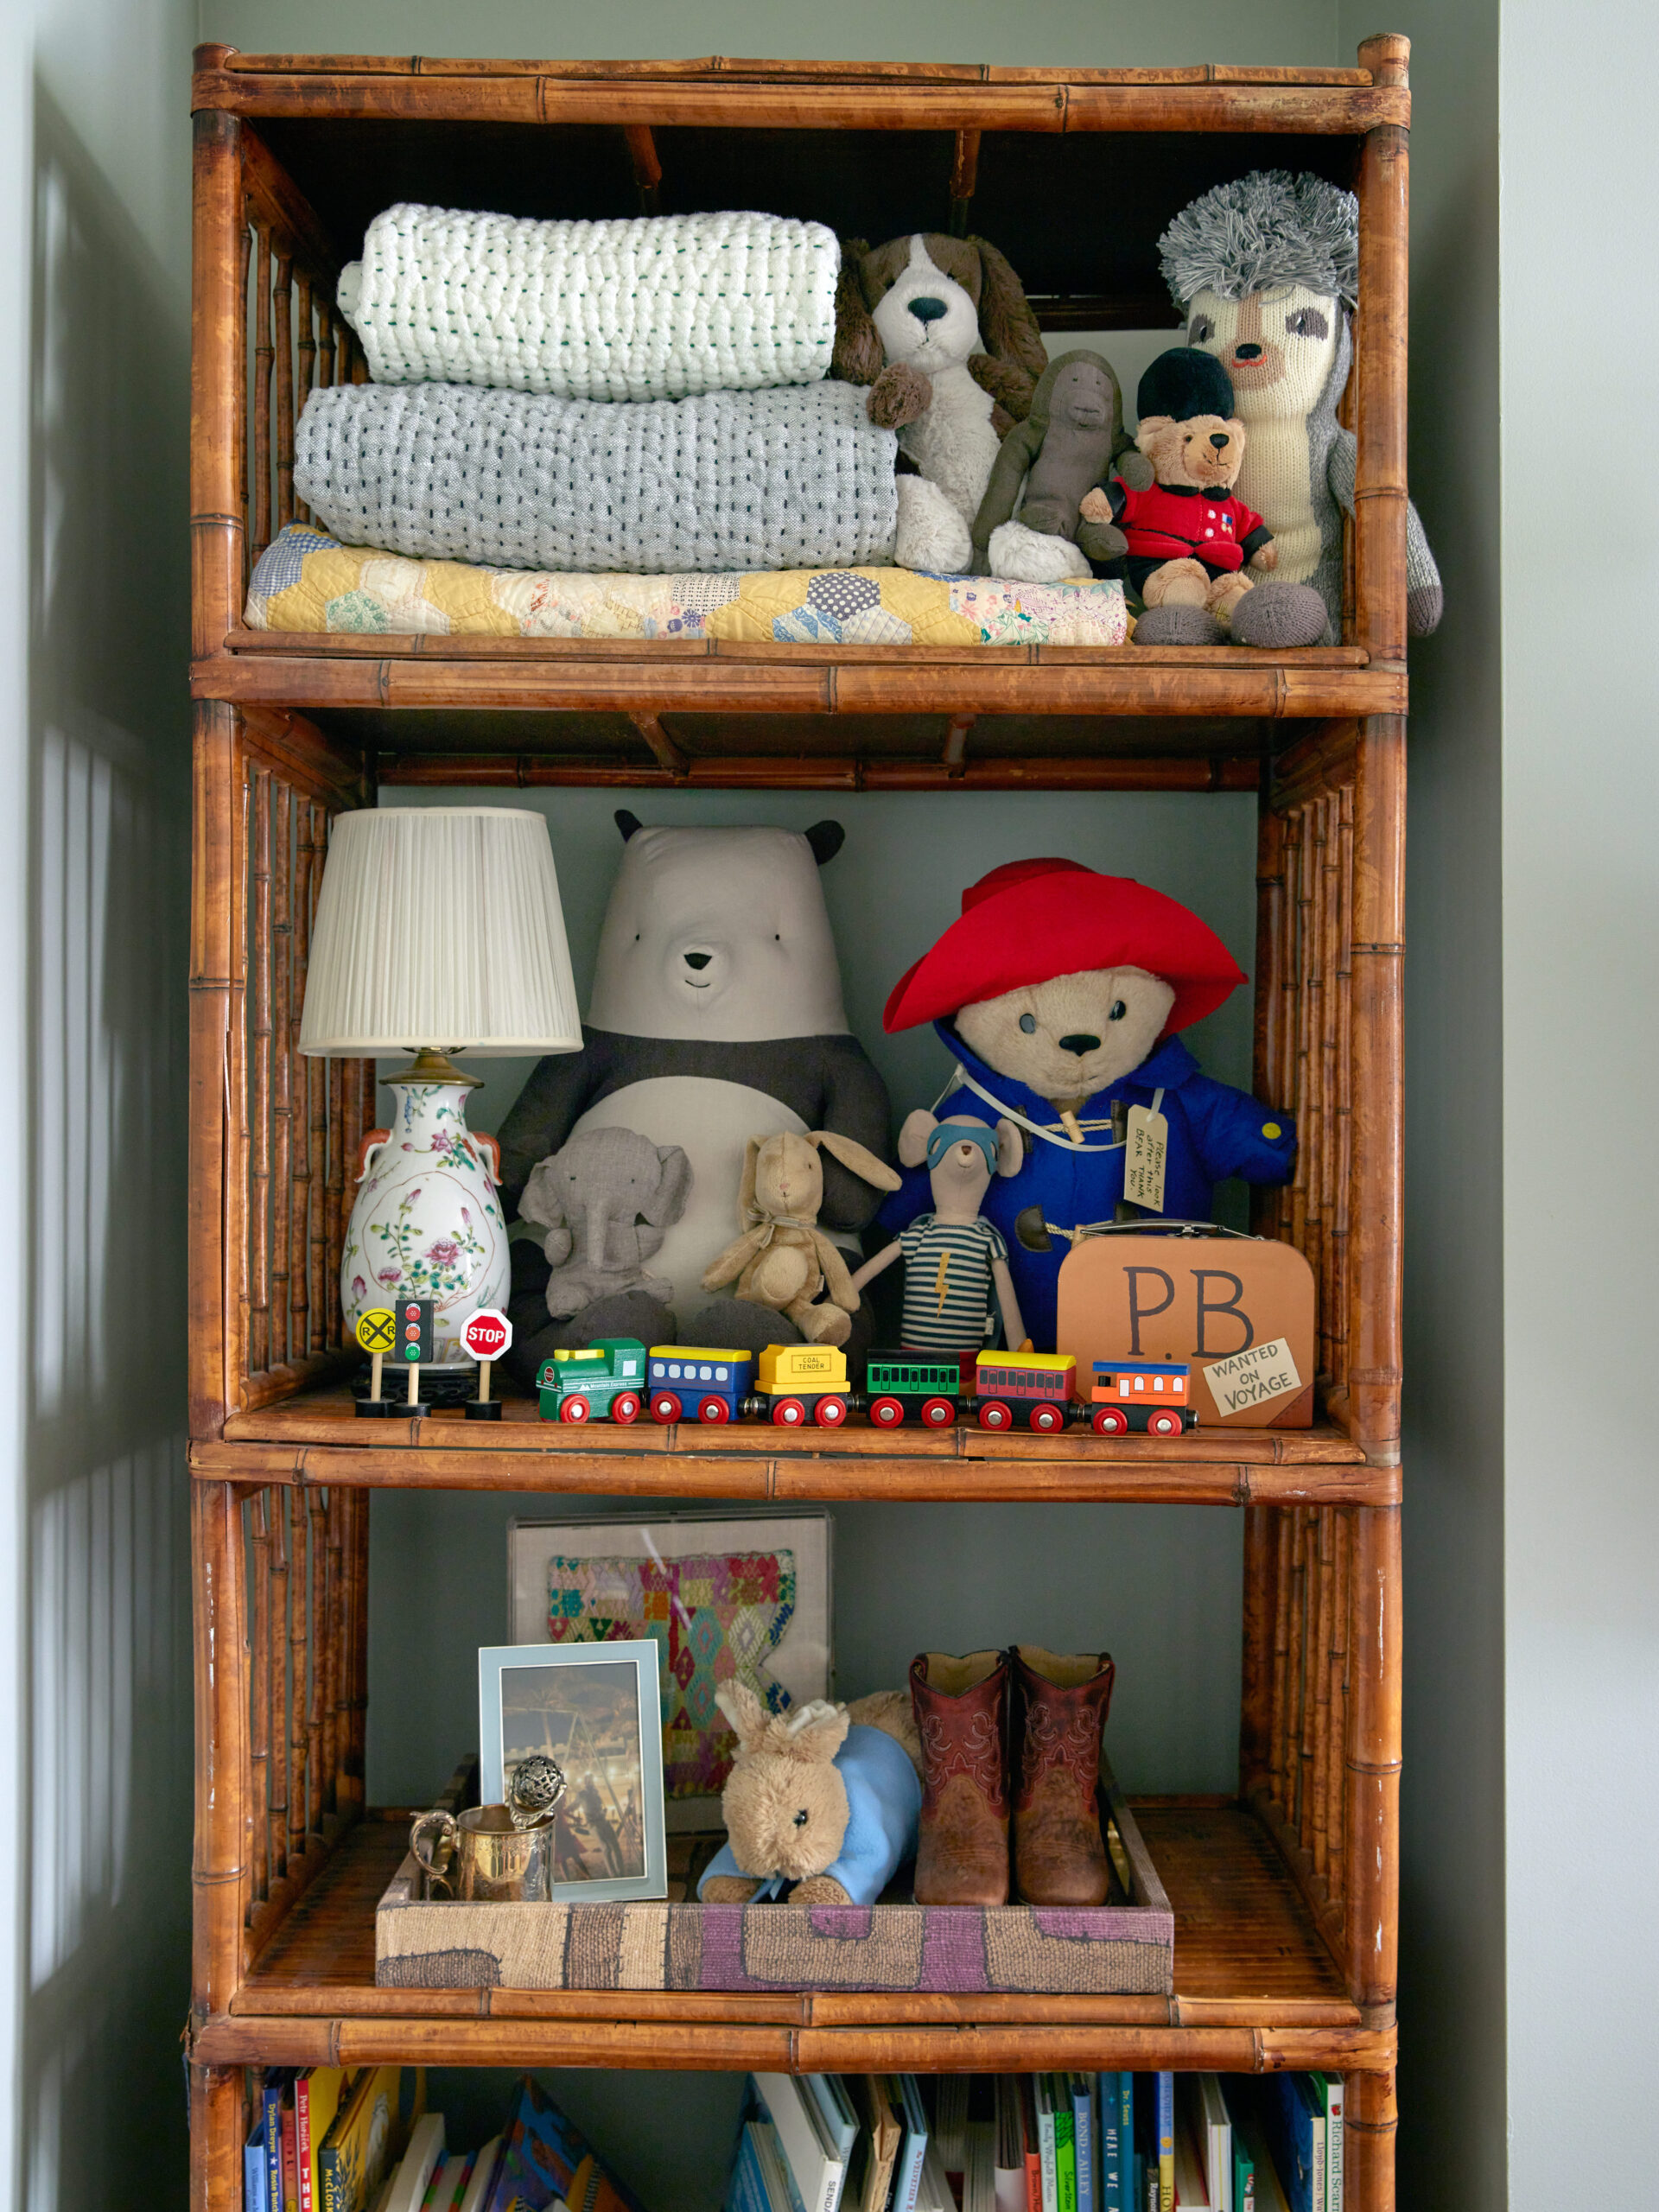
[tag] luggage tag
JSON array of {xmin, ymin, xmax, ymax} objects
[{"xmin": 1122, "ymin": 1091, "xmax": 1167, "ymax": 1212}]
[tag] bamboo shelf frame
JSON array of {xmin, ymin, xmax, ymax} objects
[{"xmin": 188, "ymin": 35, "xmax": 1409, "ymax": 2212}]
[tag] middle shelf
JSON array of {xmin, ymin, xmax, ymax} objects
[
  {"xmin": 196, "ymin": 1382, "xmax": 1394, "ymax": 1503},
  {"xmin": 199, "ymin": 1796, "xmax": 1388, "ymax": 2074}
]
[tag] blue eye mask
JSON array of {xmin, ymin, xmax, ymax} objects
[{"xmin": 925, "ymin": 1122, "xmax": 999, "ymax": 1174}]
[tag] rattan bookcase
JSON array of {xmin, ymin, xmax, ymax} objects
[{"xmin": 187, "ymin": 37, "xmax": 1409, "ymax": 2210}]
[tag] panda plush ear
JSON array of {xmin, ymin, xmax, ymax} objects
[
  {"xmin": 615, "ymin": 809, "xmax": 643, "ymax": 842},
  {"xmin": 804, "ymin": 821, "xmax": 844, "ymax": 866}
]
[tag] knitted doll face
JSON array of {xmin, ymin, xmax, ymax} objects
[
  {"xmin": 1135, "ymin": 413, "xmax": 1247, "ymax": 491},
  {"xmin": 956, "ymin": 966, "xmax": 1177, "ymax": 1103},
  {"xmin": 870, "ymin": 235, "xmax": 985, "ymax": 374},
  {"xmin": 1183, "ymin": 283, "xmax": 1342, "ymax": 424}
]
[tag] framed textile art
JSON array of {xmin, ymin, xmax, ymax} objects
[{"xmin": 508, "ymin": 1513, "xmax": 833, "ymax": 1828}]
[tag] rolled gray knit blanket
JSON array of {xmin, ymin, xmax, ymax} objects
[
  {"xmin": 336, "ymin": 204, "xmax": 841, "ymax": 399},
  {"xmin": 293, "ymin": 380, "xmax": 899, "ymax": 575}
]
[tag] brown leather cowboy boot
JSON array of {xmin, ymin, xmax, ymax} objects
[
  {"xmin": 1009, "ymin": 1645, "xmax": 1116, "ymax": 1906},
  {"xmin": 909, "ymin": 1650, "xmax": 1011, "ymax": 1906}
]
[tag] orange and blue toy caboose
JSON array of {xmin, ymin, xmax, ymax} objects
[
  {"xmin": 1090, "ymin": 1357, "xmax": 1197, "ymax": 1436},
  {"xmin": 645, "ymin": 1346, "xmax": 753, "ymax": 1425},
  {"xmin": 971, "ymin": 1350, "xmax": 1079, "ymax": 1433}
]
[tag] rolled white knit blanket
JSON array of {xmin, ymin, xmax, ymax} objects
[
  {"xmin": 293, "ymin": 380, "xmax": 899, "ymax": 575},
  {"xmin": 336, "ymin": 204, "xmax": 841, "ymax": 399}
]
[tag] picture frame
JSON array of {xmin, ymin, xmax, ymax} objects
[
  {"xmin": 478, "ymin": 1640, "xmax": 668, "ymax": 1904},
  {"xmin": 508, "ymin": 1510, "xmax": 833, "ymax": 1829}
]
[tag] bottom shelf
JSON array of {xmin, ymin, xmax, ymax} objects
[{"xmin": 196, "ymin": 1800, "xmax": 1391, "ymax": 2075}]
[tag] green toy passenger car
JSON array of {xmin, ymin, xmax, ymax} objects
[{"xmin": 536, "ymin": 1337, "xmax": 648, "ymax": 1424}]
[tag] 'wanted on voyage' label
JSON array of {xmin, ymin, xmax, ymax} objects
[{"xmin": 1203, "ymin": 1335, "xmax": 1303, "ymax": 1417}]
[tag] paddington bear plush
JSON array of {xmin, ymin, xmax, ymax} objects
[
  {"xmin": 1079, "ymin": 348, "xmax": 1327, "ymax": 647},
  {"xmin": 878, "ymin": 860, "xmax": 1296, "ymax": 1350}
]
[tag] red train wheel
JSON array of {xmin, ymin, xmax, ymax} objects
[
  {"xmin": 698, "ymin": 1395, "xmax": 732, "ymax": 1425},
  {"xmin": 1147, "ymin": 1409, "xmax": 1182, "ymax": 1437},
  {"xmin": 611, "ymin": 1392, "xmax": 641, "ymax": 1425},
  {"xmin": 772, "ymin": 1396, "xmax": 807, "ymax": 1427},
  {"xmin": 650, "ymin": 1391, "xmax": 682, "ymax": 1424},
  {"xmin": 869, "ymin": 1395, "xmax": 906, "ymax": 1427},
  {"xmin": 814, "ymin": 1395, "xmax": 849, "ymax": 1428},
  {"xmin": 1030, "ymin": 1402, "xmax": 1065, "ymax": 1433},
  {"xmin": 921, "ymin": 1397, "xmax": 957, "ymax": 1428},
  {"xmin": 1092, "ymin": 1405, "xmax": 1130, "ymax": 1435},
  {"xmin": 978, "ymin": 1401, "xmax": 1013, "ymax": 1431},
  {"xmin": 559, "ymin": 1395, "xmax": 589, "ymax": 1424}
]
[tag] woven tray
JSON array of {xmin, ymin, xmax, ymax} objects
[{"xmin": 375, "ymin": 1758, "xmax": 1173, "ymax": 1996}]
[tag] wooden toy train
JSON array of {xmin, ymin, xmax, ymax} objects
[{"xmin": 536, "ymin": 1339, "xmax": 1198, "ymax": 1435}]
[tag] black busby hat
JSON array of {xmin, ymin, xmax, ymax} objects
[{"xmin": 1135, "ymin": 346, "xmax": 1236, "ymax": 422}]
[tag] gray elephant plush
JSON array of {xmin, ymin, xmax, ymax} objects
[{"xmin": 518, "ymin": 1126, "xmax": 693, "ymax": 1323}]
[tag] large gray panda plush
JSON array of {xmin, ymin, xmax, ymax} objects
[{"xmin": 498, "ymin": 813, "xmax": 893, "ymax": 1386}]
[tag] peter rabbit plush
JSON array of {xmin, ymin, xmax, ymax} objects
[
  {"xmin": 700, "ymin": 1131, "xmax": 900, "ymax": 1349},
  {"xmin": 698, "ymin": 1682, "xmax": 923, "ymax": 1907}
]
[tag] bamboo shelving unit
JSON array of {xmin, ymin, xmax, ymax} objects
[{"xmin": 188, "ymin": 36, "xmax": 1408, "ymax": 2210}]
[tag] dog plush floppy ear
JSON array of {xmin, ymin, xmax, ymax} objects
[
  {"xmin": 963, "ymin": 235, "xmax": 1048, "ymax": 419},
  {"xmin": 830, "ymin": 238, "xmax": 887, "ymax": 385}
]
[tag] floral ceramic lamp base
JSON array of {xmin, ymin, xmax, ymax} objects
[{"xmin": 341, "ymin": 1077, "xmax": 510, "ymax": 1370}]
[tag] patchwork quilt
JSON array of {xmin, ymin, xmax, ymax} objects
[{"xmin": 245, "ymin": 523, "xmax": 1131, "ymax": 647}]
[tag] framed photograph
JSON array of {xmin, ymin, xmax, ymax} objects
[
  {"xmin": 508, "ymin": 1510, "xmax": 833, "ymax": 1829},
  {"xmin": 478, "ymin": 1641, "xmax": 668, "ymax": 1904}
]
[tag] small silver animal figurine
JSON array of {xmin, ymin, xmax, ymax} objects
[{"xmin": 506, "ymin": 1752, "xmax": 568, "ymax": 1830}]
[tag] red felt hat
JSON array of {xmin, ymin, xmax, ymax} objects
[{"xmin": 883, "ymin": 859, "xmax": 1245, "ymax": 1033}]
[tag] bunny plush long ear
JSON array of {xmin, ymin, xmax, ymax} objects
[
  {"xmin": 736, "ymin": 1135, "xmax": 765, "ymax": 1226},
  {"xmin": 715, "ymin": 1681, "xmax": 772, "ymax": 1756},
  {"xmin": 782, "ymin": 1700, "xmax": 852, "ymax": 1764},
  {"xmin": 809, "ymin": 1130, "xmax": 903, "ymax": 1193},
  {"xmin": 995, "ymin": 1117, "xmax": 1024, "ymax": 1178}
]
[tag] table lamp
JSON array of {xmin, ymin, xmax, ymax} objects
[{"xmin": 300, "ymin": 806, "xmax": 581, "ymax": 1377}]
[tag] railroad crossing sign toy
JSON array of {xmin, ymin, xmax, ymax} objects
[
  {"xmin": 460, "ymin": 1306, "xmax": 512, "ymax": 1421},
  {"xmin": 354, "ymin": 1306, "xmax": 397, "ymax": 1417}
]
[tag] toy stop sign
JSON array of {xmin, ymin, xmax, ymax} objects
[{"xmin": 461, "ymin": 1308, "xmax": 512, "ymax": 1363}]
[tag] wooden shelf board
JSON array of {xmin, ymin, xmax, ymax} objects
[
  {"xmin": 193, "ymin": 642, "xmax": 1405, "ymax": 728},
  {"xmin": 196, "ymin": 1385, "xmax": 1393, "ymax": 1503},
  {"xmin": 198, "ymin": 1800, "xmax": 1386, "ymax": 2071}
]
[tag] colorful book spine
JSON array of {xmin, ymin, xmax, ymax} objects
[
  {"xmin": 1071, "ymin": 2076, "xmax": 1096, "ymax": 2212},
  {"xmin": 1099, "ymin": 2075, "xmax": 1123, "ymax": 2212},
  {"xmin": 246, "ymin": 2121, "xmax": 270, "ymax": 2212},
  {"xmin": 1037, "ymin": 2079, "xmax": 1058, "ymax": 2212},
  {"xmin": 263, "ymin": 2075, "xmax": 290, "ymax": 2212},
  {"xmin": 1054, "ymin": 2085, "xmax": 1077, "ymax": 2212},
  {"xmin": 893, "ymin": 2078, "xmax": 929, "ymax": 2212},
  {"xmin": 1321, "ymin": 2078, "xmax": 1342, "ymax": 2212},
  {"xmin": 1156, "ymin": 2078, "xmax": 1174, "ymax": 2212}
]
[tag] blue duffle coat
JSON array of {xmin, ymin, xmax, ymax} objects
[{"xmin": 877, "ymin": 1027, "xmax": 1297, "ymax": 1351}]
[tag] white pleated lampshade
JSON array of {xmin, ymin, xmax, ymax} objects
[{"xmin": 298, "ymin": 807, "xmax": 581, "ymax": 1057}]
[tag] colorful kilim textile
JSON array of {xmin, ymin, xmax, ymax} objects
[{"xmin": 545, "ymin": 1549, "xmax": 796, "ymax": 1800}]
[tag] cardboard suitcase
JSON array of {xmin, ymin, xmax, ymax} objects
[{"xmin": 1053, "ymin": 1226, "xmax": 1317, "ymax": 1427}]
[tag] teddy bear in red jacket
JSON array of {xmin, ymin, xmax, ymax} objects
[{"xmin": 1080, "ymin": 347, "xmax": 1327, "ymax": 647}]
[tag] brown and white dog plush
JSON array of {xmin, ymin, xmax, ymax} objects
[{"xmin": 832, "ymin": 233, "xmax": 1048, "ymax": 574}]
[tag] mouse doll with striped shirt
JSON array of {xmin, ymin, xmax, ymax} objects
[{"xmin": 849, "ymin": 1111, "xmax": 1027, "ymax": 1357}]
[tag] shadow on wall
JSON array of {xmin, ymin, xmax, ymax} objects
[{"xmin": 23, "ymin": 73, "xmax": 192, "ymax": 2209}]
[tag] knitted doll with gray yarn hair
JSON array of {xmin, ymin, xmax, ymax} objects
[{"xmin": 1158, "ymin": 169, "xmax": 1442, "ymax": 646}]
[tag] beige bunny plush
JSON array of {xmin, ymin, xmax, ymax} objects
[
  {"xmin": 697, "ymin": 1682, "xmax": 923, "ymax": 1907},
  {"xmin": 699, "ymin": 1130, "xmax": 901, "ymax": 1349}
]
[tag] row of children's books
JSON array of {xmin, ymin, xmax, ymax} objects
[
  {"xmin": 245, "ymin": 2072, "xmax": 649, "ymax": 2212},
  {"xmin": 727, "ymin": 2072, "xmax": 1344, "ymax": 2212}
]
